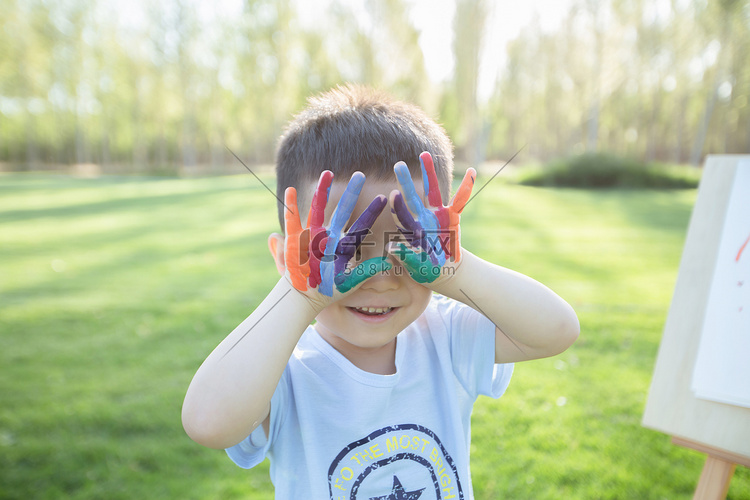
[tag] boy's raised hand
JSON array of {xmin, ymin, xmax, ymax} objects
[
  {"xmin": 284, "ymin": 171, "xmax": 391, "ymax": 307},
  {"xmin": 389, "ymin": 151, "xmax": 475, "ymax": 285}
]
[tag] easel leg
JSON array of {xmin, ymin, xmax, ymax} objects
[{"xmin": 693, "ymin": 455, "xmax": 736, "ymax": 500}]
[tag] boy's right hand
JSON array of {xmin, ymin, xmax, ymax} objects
[{"xmin": 284, "ymin": 171, "xmax": 391, "ymax": 310}]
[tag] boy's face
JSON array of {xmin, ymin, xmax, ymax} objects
[{"xmin": 276, "ymin": 177, "xmax": 433, "ymax": 361}]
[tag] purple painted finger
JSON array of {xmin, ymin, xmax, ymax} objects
[
  {"xmin": 347, "ymin": 194, "xmax": 387, "ymax": 237},
  {"xmin": 392, "ymin": 191, "xmax": 424, "ymax": 237},
  {"xmin": 391, "ymin": 191, "xmax": 430, "ymax": 254},
  {"xmin": 391, "ymin": 192, "xmax": 419, "ymax": 232},
  {"xmin": 334, "ymin": 195, "xmax": 387, "ymax": 276}
]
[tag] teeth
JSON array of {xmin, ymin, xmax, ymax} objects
[{"xmin": 353, "ymin": 306, "xmax": 393, "ymax": 314}]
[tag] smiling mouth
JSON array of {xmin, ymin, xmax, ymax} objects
[{"xmin": 348, "ymin": 306, "xmax": 395, "ymax": 316}]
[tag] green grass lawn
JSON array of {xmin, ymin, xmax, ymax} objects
[{"xmin": 1, "ymin": 172, "xmax": 748, "ymax": 499}]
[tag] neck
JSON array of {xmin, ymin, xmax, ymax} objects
[
  {"xmin": 318, "ymin": 331, "xmax": 397, "ymax": 375},
  {"xmin": 348, "ymin": 340, "xmax": 397, "ymax": 375}
]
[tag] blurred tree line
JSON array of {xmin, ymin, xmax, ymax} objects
[{"xmin": 0, "ymin": 0, "xmax": 748, "ymax": 174}]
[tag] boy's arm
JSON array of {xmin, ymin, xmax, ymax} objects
[
  {"xmin": 183, "ymin": 171, "xmax": 389, "ymax": 450},
  {"xmin": 181, "ymin": 279, "xmax": 319, "ymax": 450},
  {"xmin": 431, "ymin": 250, "xmax": 579, "ymax": 363},
  {"xmin": 389, "ymin": 152, "xmax": 578, "ymax": 364}
]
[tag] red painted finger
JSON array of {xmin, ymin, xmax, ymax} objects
[
  {"xmin": 310, "ymin": 171, "xmax": 334, "ymax": 229},
  {"xmin": 419, "ymin": 151, "xmax": 443, "ymax": 209},
  {"xmin": 308, "ymin": 171, "xmax": 333, "ymax": 288}
]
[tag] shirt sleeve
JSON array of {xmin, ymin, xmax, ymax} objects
[
  {"xmin": 436, "ymin": 295, "xmax": 514, "ymax": 399},
  {"xmin": 224, "ymin": 365, "xmax": 290, "ymax": 469}
]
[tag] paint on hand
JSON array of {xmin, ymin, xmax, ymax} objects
[
  {"xmin": 317, "ymin": 172, "xmax": 388, "ymax": 296},
  {"xmin": 334, "ymin": 258, "xmax": 393, "ymax": 293},
  {"xmin": 285, "ymin": 171, "xmax": 387, "ymax": 296},
  {"xmin": 393, "ymin": 243, "xmax": 441, "ymax": 283},
  {"xmin": 284, "ymin": 187, "xmax": 310, "ymax": 292},
  {"xmin": 390, "ymin": 152, "xmax": 476, "ymax": 278},
  {"xmin": 309, "ymin": 170, "xmax": 334, "ymax": 289}
]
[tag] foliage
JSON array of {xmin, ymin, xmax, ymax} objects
[
  {"xmin": 2, "ymin": 173, "xmax": 749, "ymax": 499},
  {"xmin": 1, "ymin": 0, "xmax": 749, "ymax": 171},
  {"xmin": 0, "ymin": 0, "xmax": 431, "ymax": 172},
  {"xmin": 484, "ymin": 0, "xmax": 750, "ymax": 164},
  {"xmin": 517, "ymin": 152, "xmax": 702, "ymax": 189}
]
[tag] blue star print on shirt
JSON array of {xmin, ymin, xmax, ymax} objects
[{"xmin": 369, "ymin": 476, "xmax": 424, "ymax": 500}]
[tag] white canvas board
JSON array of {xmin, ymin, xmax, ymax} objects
[{"xmin": 692, "ymin": 161, "xmax": 750, "ymax": 408}]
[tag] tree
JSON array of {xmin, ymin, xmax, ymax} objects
[{"xmin": 451, "ymin": 0, "xmax": 487, "ymax": 166}]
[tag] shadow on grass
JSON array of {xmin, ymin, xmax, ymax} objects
[{"xmin": 0, "ymin": 178, "xmax": 264, "ymax": 224}]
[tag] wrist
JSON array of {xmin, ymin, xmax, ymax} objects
[
  {"xmin": 277, "ymin": 275, "xmax": 333, "ymax": 319},
  {"xmin": 275, "ymin": 277, "xmax": 326, "ymax": 322},
  {"xmin": 429, "ymin": 248, "xmax": 475, "ymax": 297}
]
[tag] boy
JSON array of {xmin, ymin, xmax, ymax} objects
[{"xmin": 182, "ymin": 85, "xmax": 579, "ymax": 498}]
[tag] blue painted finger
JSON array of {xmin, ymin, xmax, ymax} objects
[
  {"xmin": 393, "ymin": 161, "xmax": 439, "ymax": 252},
  {"xmin": 320, "ymin": 172, "xmax": 368, "ymax": 296},
  {"xmin": 394, "ymin": 162, "xmax": 432, "ymax": 223},
  {"xmin": 319, "ymin": 256, "xmax": 335, "ymax": 296},
  {"xmin": 329, "ymin": 172, "xmax": 366, "ymax": 237}
]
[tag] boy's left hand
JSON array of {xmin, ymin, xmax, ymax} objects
[{"xmin": 388, "ymin": 151, "xmax": 475, "ymax": 286}]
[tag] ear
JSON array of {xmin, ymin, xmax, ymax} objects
[{"xmin": 268, "ymin": 233, "xmax": 286, "ymax": 276}]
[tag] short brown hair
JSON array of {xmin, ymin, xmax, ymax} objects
[{"xmin": 275, "ymin": 84, "xmax": 454, "ymax": 230}]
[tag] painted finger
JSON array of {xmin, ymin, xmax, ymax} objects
[
  {"xmin": 309, "ymin": 170, "xmax": 334, "ymax": 288},
  {"xmin": 329, "ymin": 172, "xmax": 366, "ymax": 237},
  {"xmin": 390, "ymin": 190, "xmax": 427, "ymax": 250},
  {"xmin": 419, "ymin": 152, "xmax": 450, "ymax": 233},
  {"xmin": 284, "ymin": 187, "xmax": 309, "ymax": 291},
  {"xmin": 419, "ymin": 152, "xmax": 443, "ymax": 209},
  {"xmin": 284, "ymin": 187, "xmax": 303, "ymax": 235},
  {"xmin": 309, "ymin": 227, "xmax": 327, "ymax": 289},
  {"xmin": 310, "ymin": 170, "xmax": 334, "ymax": 228},
  {"xmin": 320, "ymin": 172, "xmax": 365, "ymax": 296},
  {"xmin": 389, "ymin": 190, "xmax": 419, "ymax": 233},
  {"xmin": 334, "ymin": 231, "xmax": 365, "ymax": 278},
  {"xmin": 450, "ymin": 167, "xmax": 476, "ymax": 214},
  {"xmin": 394, "ymin": 161, "xmax": 433, "ymax": 222},
  {"xmin": 347, "ymin": 194, "xmax": 387, "ymax": 237},
  {"xmin": 334, "ymin": 195, "xmax": 387, "ymax": 277},
  {"xmin": 334, "ymin": 257, "xmax": 392, "ymax": 294},
  {"xmin": 388, "ymin": 242, "xmax": 440, "ymax": 284},
  {"xmin": 444, "ymin": 168, "xmax": 475, "ymax": 262}
]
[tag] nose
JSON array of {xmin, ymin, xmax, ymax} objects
[{"xmin": 358, "ymin": 261, "xmax": 401, "ymax": 292}]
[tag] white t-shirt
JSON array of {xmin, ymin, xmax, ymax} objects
[{"xmin": 226, "ymin": 294, "xmax": 514, "ymax": 499}]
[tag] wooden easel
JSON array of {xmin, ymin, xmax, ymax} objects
[
  {"xmin": 642, "ymin": 156, "xmax": 750, "ymax": 499},
  {"xmin": 673, "ymin": 437, "xmax": 750, "ymax": 500}
]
